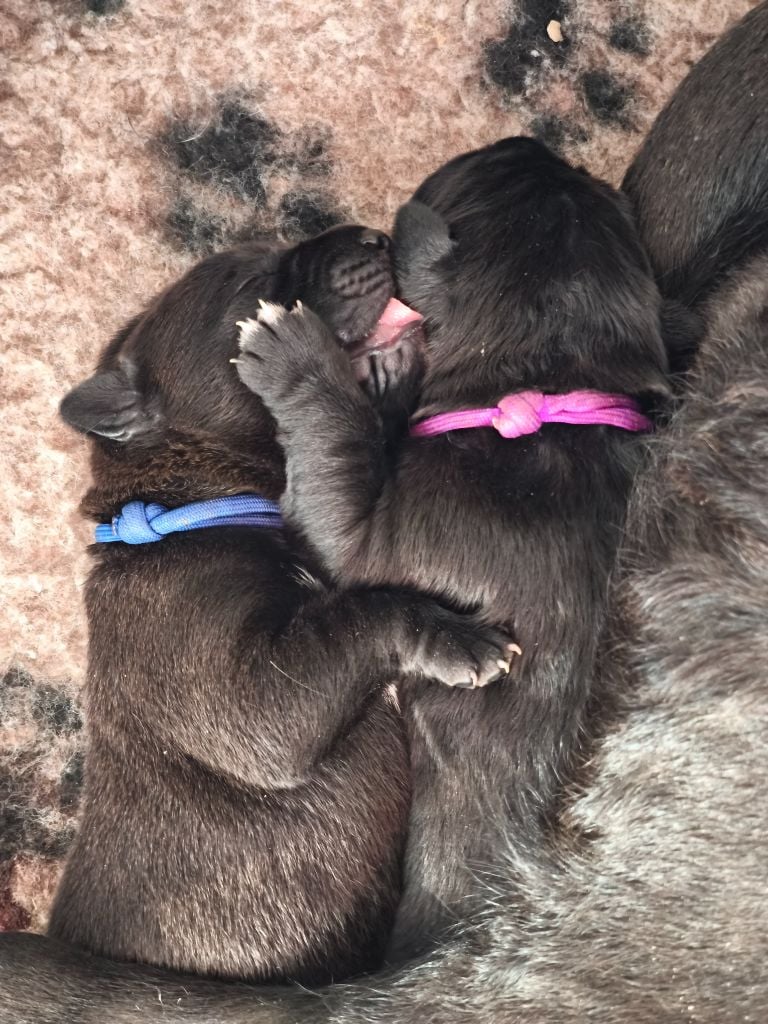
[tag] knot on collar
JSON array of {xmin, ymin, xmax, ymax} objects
[
  {"xmin": 102, "ymin": 501, "xmax": 168, "ymax": 544},
  {"xmin": 492, "ymin": 391, "xmax": 547, "ymax": 438},
  {"xmin": 94, "ymin": 495, "xmax": 283, "ymax": 545},
  {"xmin": 409, "ymin": 389, "xmax": 653, "ymax": 439}
]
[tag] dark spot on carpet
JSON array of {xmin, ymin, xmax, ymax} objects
[
  {"xmin": 31, "ymin": 686, "xmax": 83, "ymax": 737},
  {"xmin": 166, "ymin": 197, "xmax": 229, "ymax": 255},
  {"xmin": 0, "ymin": 804, "xmax": 75, "ymax": 860},
  {"xmin": 609, "ymin": 17, "xmax": 651, "ymax": 56},
  {"xmin": 0, "ymin": 863, "xmax": 31, "ymax": 931},
  {"xmin": 163, "ymin": 99, "xmax": 281, "ymax": 203},
  {"xmin": 531, "ymin": 115, "xmax": 565, "ymax": 151},
  {"xmin": 279, "ymin": 191, "xmax": 345, "ymax": 241},
  {"xmin": 0, "ymin": 766, "xmax": 75, "ymax": 861},
  {"xmin": 581, "ymin": 69, "xmax": 633, "ymax": 126},
  {"xmin": 2, "ymin": 665, "xmax": 35, "ymax": 690},
  {"xmin": 289, "ymin": 130, "xmax": 333, "ymax": 177},
  {"xmin": 483, "ymin": 0, "xmax": 570, "ymax": 96},
  {"xmin": 60, "ymin": 752, "xmax": 85, "ymax": 811},
  {"xmin": 530, "ymin": 115, "xmax": 588, "ymax": 152},
  {"xmin": 85, "ymin": 0, "xmax": 125, "ymax": 13}
]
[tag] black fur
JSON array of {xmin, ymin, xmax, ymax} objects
[
  {"xmin": 48, "ymin": 225, "xmax": 511, "ymax": 985},
  {"xmin": 623, "ymin": 0, "xmax": 768, "ymax": 315},
  {"xmin": 236, "ymin": 138, "xmax": 670, "ymax": 959}
]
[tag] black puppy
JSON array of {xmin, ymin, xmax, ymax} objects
[
  {"xmin": 236, "ymin": 139, "xmax": 671, "ymax": 958},
  {"xmin": 50, "ymin": 225, "xmax": 511, "ymax": 984}
]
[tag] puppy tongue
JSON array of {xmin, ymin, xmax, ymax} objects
[
  {"xmin": 356, "ymin": 298, "xmax": 424, "ymax": 354},
  {"xmin": 378, "ymin": 298, "xmax": 423, "ymax": 332}
]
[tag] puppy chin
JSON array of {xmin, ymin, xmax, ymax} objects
[
  {"xmin": 348, "ymin": 299, "xmax": 428, "ymax": 391},
  {"xmin": 349, "ymin": 322, "xmax": 426, "ymax": 391}
]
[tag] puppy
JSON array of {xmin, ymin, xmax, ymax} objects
[
  {"xmin": 49, "ymin": 225, "xmax": 512, "ymax": 984},
  {"xmin": 235, "ymin": 138, "xmax": 671, "ymax": 958}
]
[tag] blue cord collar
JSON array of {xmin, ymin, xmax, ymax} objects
[{"xmin": 94, "ymin": 495, "xmax": 283, "ymax": 545}]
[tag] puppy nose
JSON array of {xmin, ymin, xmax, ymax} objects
[{"xmin": 360, "ymin": 229, "xmax": 391, "ymax": 252}]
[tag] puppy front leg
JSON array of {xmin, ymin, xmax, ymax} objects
[
  {"xmin": 236, "ymin": 305, "xmax": 394, "ymax": 579},
  {"xmin": 141, "ymin": 589, "xmax": 515, "ymax": 790}
]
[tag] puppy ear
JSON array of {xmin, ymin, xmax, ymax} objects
[
  {"xmin": 393, "ymin": 202, "xmax": 455, "ymax": 316},
  {"xmin": 59, "ymin": 361, "xmax": 160, "ymax": 442},
  {"xmin": 393, "ymin": 202, "xmax": 454, "ymax": 273}
]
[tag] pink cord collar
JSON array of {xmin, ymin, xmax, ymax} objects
[{"xmin": 410, "ymin": 390, "xmax": 652, "ymax": 439}]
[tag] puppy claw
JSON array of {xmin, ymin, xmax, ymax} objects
[
  {"xmin": 237, "ymin": 319, "xmax": 262, "ymax": 354},
  {"xmin": 256, "ymin": 300, "xmax": 285, "ymax": 327}
]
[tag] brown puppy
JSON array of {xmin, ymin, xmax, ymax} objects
[{"xmin": 49, "ymin": 226, "xmax": 512, "ymax": 984}]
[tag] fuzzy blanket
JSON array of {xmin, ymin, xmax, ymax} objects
[{"xmin": 0, "ymin": 0, "xmax": 758, "ymax": 932}]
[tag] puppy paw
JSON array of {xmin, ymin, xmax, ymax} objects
[
  {"xmin": 405, "ymin": 610, "xmax": 521, "ymax": 690},
  {"xmin": 235, "ymin": 301, "xmax": 333, "ymax": 405}
]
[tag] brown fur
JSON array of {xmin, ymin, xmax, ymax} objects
[{"xmin": 46, "ymin": 227, "xmax": 511, "ymax": 984}]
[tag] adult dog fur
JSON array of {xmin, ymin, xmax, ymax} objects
[
  {"xmin": 235, "ymin": 138, "xmax": 671, "ymax": 959},
  {"xmin": 623, "ymin": 0, "xmax": 768, "ymax": 370},
  {"xmin": 46, "ymin": 226, "xmax": 510, "ymax": 985}
]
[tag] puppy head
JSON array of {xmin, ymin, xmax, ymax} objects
[
  {"xmin": 60, "ymin": 226, "xmax": 396, "ymax": 461},
  {"xmin": 394, "ymin": 137, "xmax": 670, "ymax": 402},
  {"xmin": 275, "ymin": 226, "xmax": 393, "ymax": 346}
]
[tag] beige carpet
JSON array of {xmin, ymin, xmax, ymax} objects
[{"xmin": 0, "ymin": 0, "xmax": 758, "ymax": 931}]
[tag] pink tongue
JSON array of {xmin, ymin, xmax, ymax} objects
[
  {"xmin": 365, "ymin": 298, "xmax": 423, "ymax": 350},
  {"xmin": 378, "ymin": 297, "xmax": 423, "ymax": 329}
]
